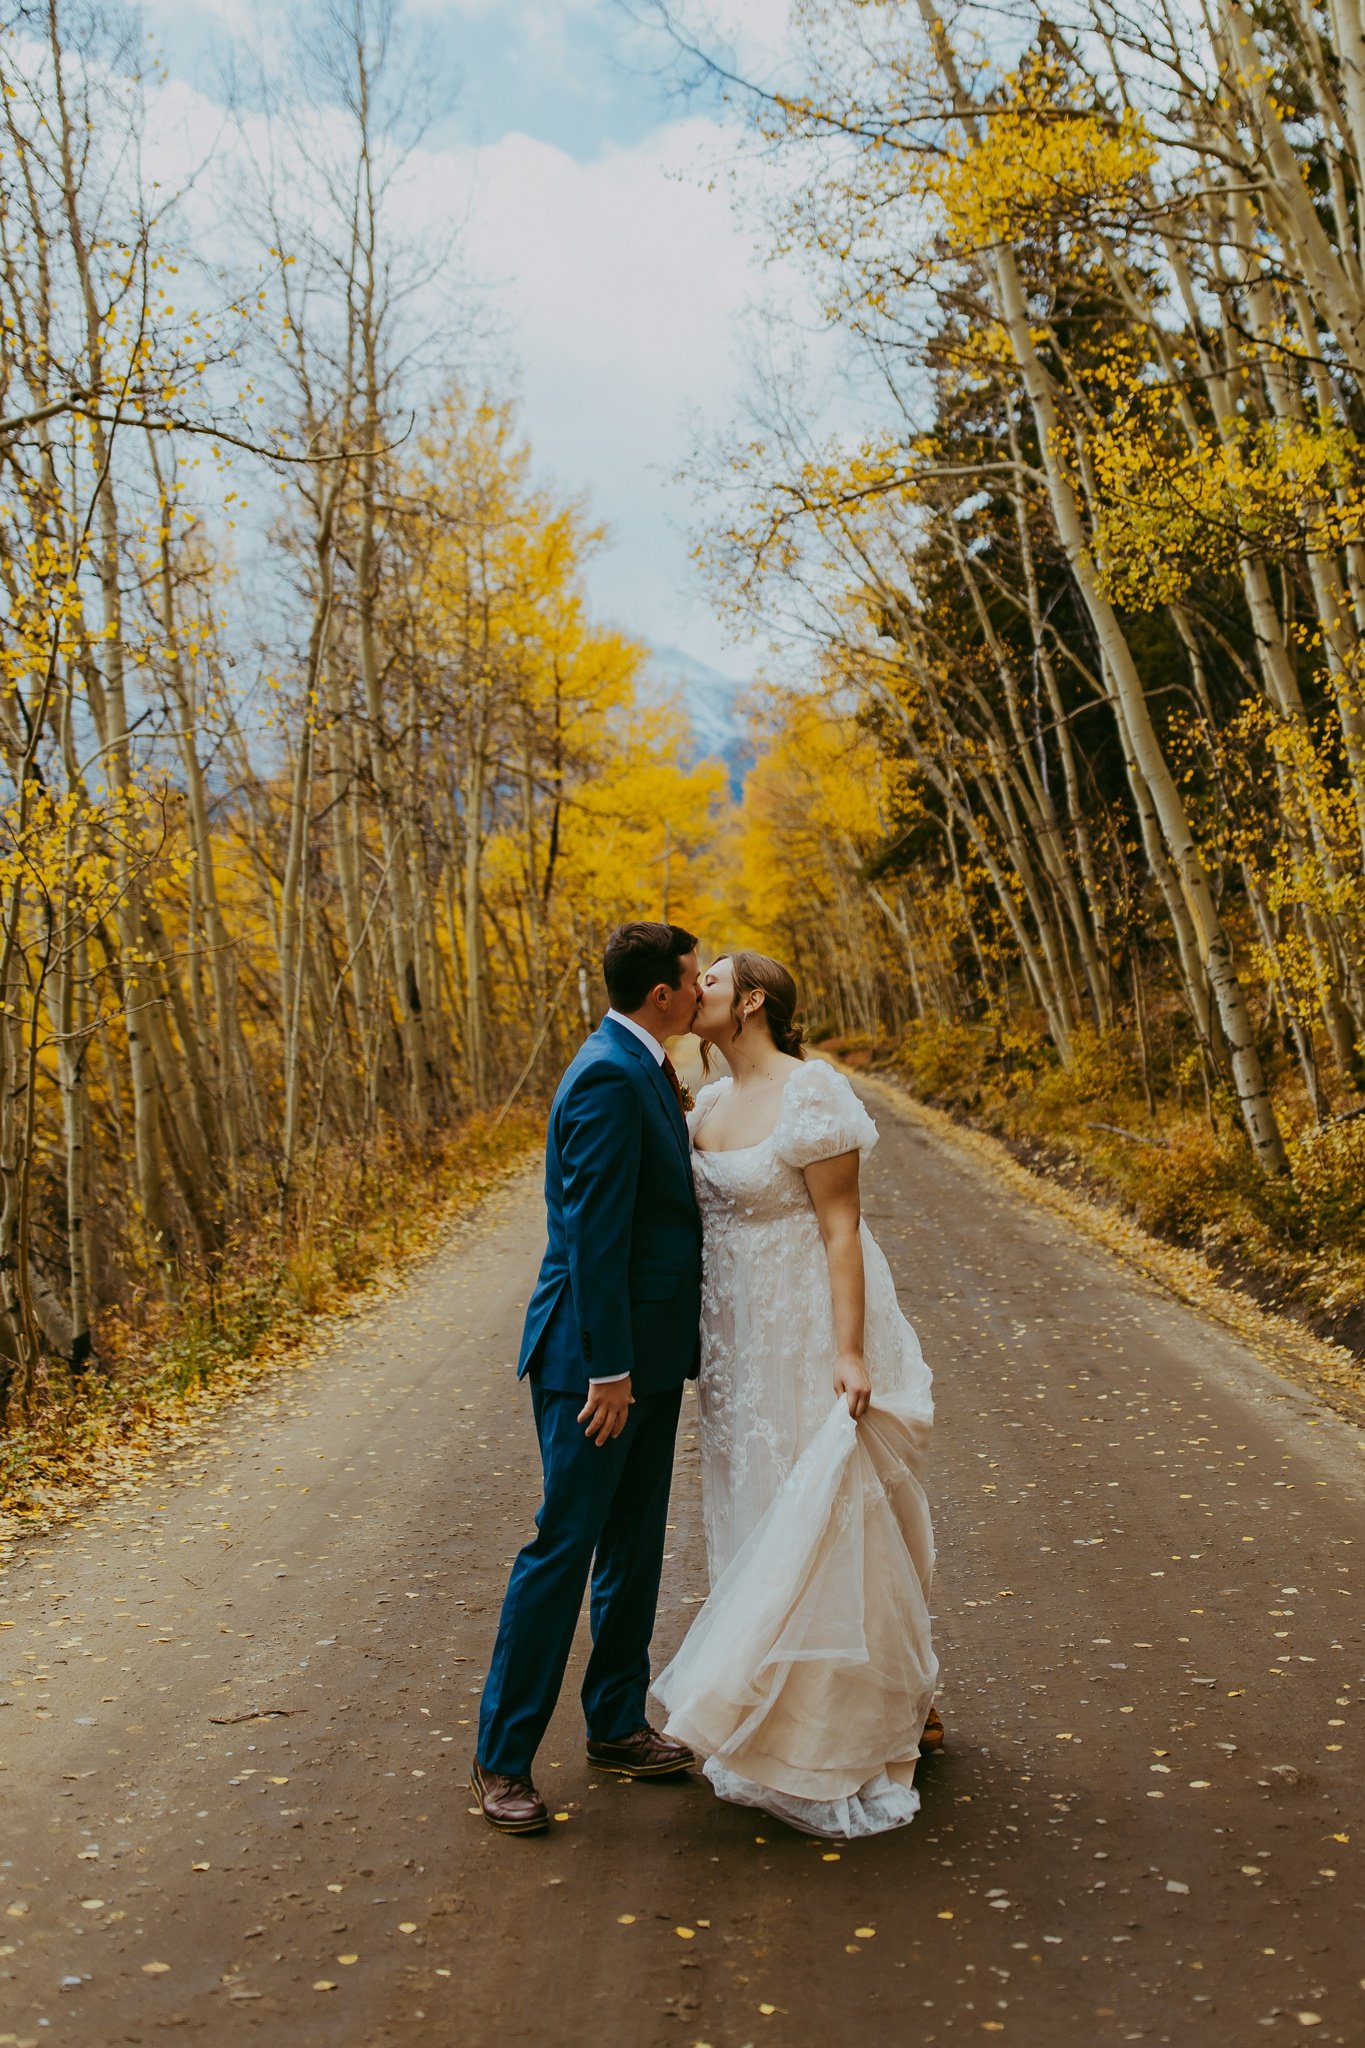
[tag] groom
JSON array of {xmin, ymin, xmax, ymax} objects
[{"xmin": 470, "ymin": 922, "xmax": 704, "ymax": 1832}]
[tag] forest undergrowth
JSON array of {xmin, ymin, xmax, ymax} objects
[
  {"xmin": 0, "ymin": 1106, "xmax": 542, "ymax": 1532},
  {"xmin": 840, "ymin": 1024, "xmax": 1365, "ymax": 1363}
]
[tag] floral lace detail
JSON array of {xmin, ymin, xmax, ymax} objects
[
  {"xmin": 659, "ymin": 1063, "xmax": 938, "ymax": 1836},
  {"xmin": 686, "ymin": 1062, "xmax": 933, "ymax": 1577}
]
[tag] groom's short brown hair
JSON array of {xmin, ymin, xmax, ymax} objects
[{"xmin": 603, "ymin": 922, "xmax": 698, "ymax": 1012}]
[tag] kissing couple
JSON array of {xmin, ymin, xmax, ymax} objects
[{"xmin": 470, "ymin": 921, "xmax": 941, "ymax": 1842}]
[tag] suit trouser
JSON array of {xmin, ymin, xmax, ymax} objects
[{"xmin": 476, "ymin": 1378, "xmax": 684, "ymax": 1778}]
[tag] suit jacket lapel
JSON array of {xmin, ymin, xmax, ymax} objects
[
  {"xmin": 646, "ymin": 1052, "xmax": 694, "ymax": 1170},
  {"xmin": 599, "ymin": 1019, "xmax": 692, "ymax": 1172}
]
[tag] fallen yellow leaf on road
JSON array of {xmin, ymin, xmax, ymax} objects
[
  {"xmin": 338, "ymin": 1954, "xmax": 358, "ymax": 1965},
  {"xmin": 191, "ymin": 1862, "xmax": 209, "ymax": 1872},
  {"xmin": 313, "ymin": 1980, "xmax": 335, "ymax": 1992},
  {"xmin": 855, "ymin": 1927, "xmax": 876, "ymax": 1939},
  {"xmin": 398, "ymin": 1922, "xmax": 417, "ymax": 1933},
  {"xmin": 141, "ymin": 1961, "xmax": 170, "ymax": 1975},
  {"xmin": 675, "ymin": 1926, "xmax": 695, "ymax": 1939},
  {"xmin": 616, "ymin": 1914, "xmax": 636, "ymax": 1925}
]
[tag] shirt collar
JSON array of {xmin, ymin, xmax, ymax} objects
[{"xmin": 605, "ymin": 1008, "xmax": 667, "ymax": 1066}]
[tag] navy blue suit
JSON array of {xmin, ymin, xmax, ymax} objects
[{"xmin": 477, "ymin": 1017, "xmax": 702, "ymax": 1776}]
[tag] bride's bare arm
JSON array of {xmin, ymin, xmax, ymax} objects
[{"xmin": 804, "ymin": 1149, "xmax": 871, "ymax": 1419}]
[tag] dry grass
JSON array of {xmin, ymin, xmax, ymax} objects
[
  {"xmin": 859, "ymin": 1065, "xmax": 1365, "ymax": 1428},
  {"xmin": 0, "ymin": 1107, "xmax": 544, "ymax": 1537},
  {"xmin": 833, "ymin": 1017, "xmax": 1365, "ymax": 1372}
]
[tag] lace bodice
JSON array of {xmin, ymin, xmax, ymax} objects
[
  {"xmin": 688, "ymin": 1059, "xmax": 879, "ymax": 1224},
  {"xmin": 685, "ymin": 1060, "xmax": 931, "ymax": 1579}
]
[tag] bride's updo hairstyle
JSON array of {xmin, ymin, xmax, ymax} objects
[{"xmin": 704, "ymin": 951, "xmax": 806, "ymax": 1072}]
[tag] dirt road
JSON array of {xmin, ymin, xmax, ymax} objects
[{"xmin": 1, "ymin": 1079, "xmax": 1362, "ymax": 2047}]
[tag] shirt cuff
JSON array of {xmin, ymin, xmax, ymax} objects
[{"xmin": 587, "ymin": 1370, "xmax": 631, "ymax": 1384}]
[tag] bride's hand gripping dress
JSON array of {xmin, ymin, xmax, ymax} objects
[{"xmin": 652, "ymin": 1059, "xmax": 938, "ymax": 1840}]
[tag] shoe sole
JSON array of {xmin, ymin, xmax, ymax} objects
[
  {"xmin": 468, "ymin": 1771, "xmax": 549, "ymax": 1832},
  {"xmin": 585, "ymin": 1753, "xmax": 695, "ymax": 1778}
]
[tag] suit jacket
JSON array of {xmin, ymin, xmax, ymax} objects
[{"xmin": 517, "ymin": 1017, "xmax": 703, "ymax": 1398}]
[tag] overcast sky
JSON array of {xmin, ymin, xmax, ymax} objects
[{"xmin": 137, "ymin": 0, "xmax": 815, "ymax": 678}]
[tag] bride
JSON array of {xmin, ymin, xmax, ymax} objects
[{"xmin": 653, "ymin": 950, "xmax": 941, "ymax": 1840}]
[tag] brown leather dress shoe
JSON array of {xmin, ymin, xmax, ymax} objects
[
  {"xmin": 919, "ymin": 1705, "xmax": 945, "ymax": 1754},
  {"xmin": 469, "ymin": 1759, "xmax": 549, "ymax": 1833},
  {"xmin": 586, "ymin": 1724, "xmax": 696, "ymax": 1777}
]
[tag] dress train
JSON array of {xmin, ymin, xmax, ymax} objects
[{"xmin": 654, "ymin": 1392, "xmax": 937, "ymax": 1837}]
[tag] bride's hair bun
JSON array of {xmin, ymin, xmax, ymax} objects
[{"xmin": 726, "ymin": 950, "xmax": 806, "ymax": 1058}]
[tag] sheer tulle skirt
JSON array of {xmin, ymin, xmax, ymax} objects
[
  {"xmin": 654, "ymin": 1394, "xmax": 938, "ymax": 1839},
  {"xmin": 702, "ymin": 1763, "xmax": 921, "ymax": 1840},
  {"xmin": 669, "ymin": 1067, "xmax": 939, "ymax": 1841}
]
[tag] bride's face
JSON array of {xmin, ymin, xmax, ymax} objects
[{"xmin": 693, "ymin": 957, "xmax": 734, "ymax": 1043}]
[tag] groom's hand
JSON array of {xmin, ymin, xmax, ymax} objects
[{"xmin": 578, "ymin": 1376, "xmax": 634, "ymax": 1446}]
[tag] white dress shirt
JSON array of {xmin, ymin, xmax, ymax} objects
[
  {"xmin": 590, "ymin": 1011, "xmax": 671, "ymax": 1382},
  {"xmin": 604, "ymin": 1008, "xmax": 667, "ymax": 1064}
]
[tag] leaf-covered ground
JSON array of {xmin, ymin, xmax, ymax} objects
[
  {"xmin": 1, "ymin": 1079, "xmax": 1360, "ymax": 2045},
  {"xmin": 0, "ymin": 1109, "xmax": 543, "ymax": 1546}
]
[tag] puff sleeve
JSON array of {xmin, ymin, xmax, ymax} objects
[{"xmin": 772, "ymin": 1061, "xmax": 878, "ymax": 1169}]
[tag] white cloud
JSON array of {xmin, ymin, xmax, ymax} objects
[
  {"xmin": 401, "ymin": 115, "xmax": 788, "ymax": 662},
  {"xmin": 181, "ymin": 0, "xmax": 258, "ymax": 29},
  {"xmin": 408, "ymin": 0, "xmax": 600, "ymax": 15},
  {"xmin": 132, "ymin": 8, "xmax": 828, "ymax": 670}
]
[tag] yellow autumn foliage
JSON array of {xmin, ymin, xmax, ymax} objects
[
  {"xmin": 930, "ymin": 57, "xmax": 1157, "ymax": 252},
  {"xmin": 1091, "ymin": 409, "xmax": 1365, "ymax": 608}
]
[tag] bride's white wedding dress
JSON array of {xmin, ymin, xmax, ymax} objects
[{"xmin": 653, "ymin": 1059, "xmax": 938, "ymax": 1840}]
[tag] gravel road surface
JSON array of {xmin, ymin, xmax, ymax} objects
[{"xmin": 1, "ymin": 1078, "xmax": 1361, "ymax": 2047}]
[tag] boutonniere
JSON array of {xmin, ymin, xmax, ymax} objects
[{"xmin": 679, "ymin": 1083, "xmax": 696, "ymax": 1114}]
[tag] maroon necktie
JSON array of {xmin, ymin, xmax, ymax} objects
[{"xmin": 661, "ymin": 1053, "xmax": 685, "ymax": 1109}]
